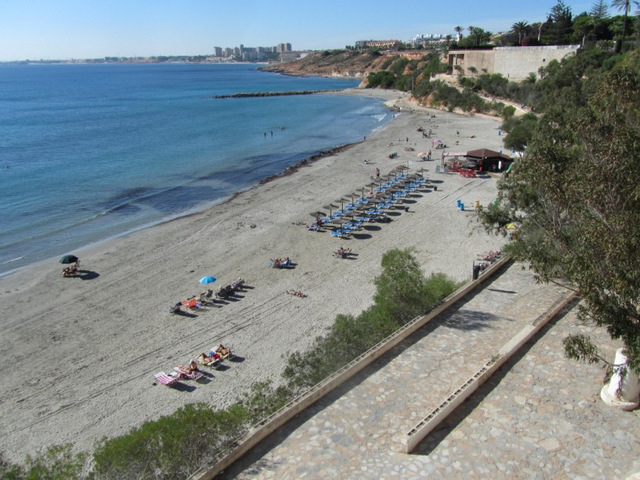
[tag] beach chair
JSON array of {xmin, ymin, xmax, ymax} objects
[
  {"xmin": 211, "ymin": 344, "xmax": 233, "ymax": 361},
  {"xmin": 174, "ymin": 366, "xmax": 203, "ymax": 381},
  {"xmin": 181, "ymin": 298, "xmax": 200, "ymax": 309},
  {"xmin": 155, "ymin": 372, "xmax": 180, "ymax": 387},
  {"xmin": 197, "ymin": 352, "xmax": 221, "ymax": 368}
]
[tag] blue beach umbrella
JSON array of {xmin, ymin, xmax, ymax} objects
[{"xmin": 199, "ymin": 276, "xmax": 217, "ymax": 285}]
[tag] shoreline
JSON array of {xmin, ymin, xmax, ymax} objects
[
  {"xmin": 0, "ymin": 89, "xmax": 507, "ymax": 462},
  {"xmin": 0, "ymin": 139, "xmax": 363, "ymax": 281}
]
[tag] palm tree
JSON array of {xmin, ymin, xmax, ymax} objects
[
  {"xmin": 611, "ymin": 0, "xmax": 640, "ymax": 51},
  {"xmin": 512, "ymin": 21, "xmax": 531, "ymax": 44},
  {"xmin": 454, "ymin": 26, "xmax": 464, "ymax": 41}
]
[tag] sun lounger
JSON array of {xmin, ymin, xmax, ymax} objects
[
  {"xmin": 197, "ymin": 352, "xmax": 221, "ymax": 368},
  {"xmin": 155, "ymin": 372, "xmax": 180, "ymax": 387},
  {"xmin": 174, "ymin": 366, "xmax": 203, "ymax": 381},
  {"xmin": 211, "ymin": 344, "xmax": 233, "ymax": 360},
  {"xmin": 181, "ymin": 298, "xmax": 200, "ymax": 309}
]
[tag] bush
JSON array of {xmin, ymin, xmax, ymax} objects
[
  {"xmin": 92, "ymin": 403, "xmax": 250, "ymax": 479},
  {"xmin": 366, "ymin": 71, "xmax": 396, "ymax": 89},
  {"xmin": 0, "ymin": 445, "xmax": 87, "ymax": 480},
  {"xmin": 283, "ymin": 248, "xmax": 459, "ymax": 391}
]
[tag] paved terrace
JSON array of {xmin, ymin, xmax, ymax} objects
[{"xmin": 221, "ymin": 264, "xmax": 640, "ymax": 479}]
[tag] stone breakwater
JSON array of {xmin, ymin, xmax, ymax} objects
[{"xmin": 213, "ymin": 89, "xmax": 342, "ymax": 99}]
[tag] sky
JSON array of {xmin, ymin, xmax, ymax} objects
[{"xmin": 0, "ymin": 0, "xmax": 599, "ymax": 61}]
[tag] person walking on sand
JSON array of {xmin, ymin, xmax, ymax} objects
[{"xmin": 375, "ymin": 168, "xmax": 380, "ymax": 179}]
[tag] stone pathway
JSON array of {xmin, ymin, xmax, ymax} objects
[{"xmin": 222, "ymin": 264, "xmax": 640, "ymax": 479}]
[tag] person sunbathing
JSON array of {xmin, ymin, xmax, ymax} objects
[
  {"xmin": 334, "ymin": 247, "xmax": 352, "ymax": 258},
  {"xmin": 198, "ymin": 352, "xmax": 220, "ymax": 364},
  {"xmin": 287, "ymin": 289, "xmax": 306, "ymax": 298},
  {"xmin": 215, "ymin": 344, "xmax": 231, "ymax": 357},
  {"xmin": 62, "ymin": 265, "xmax": 78, "ymax": 277},
  {"xmin": 177, "ymin": 360, "xmax": 198, "ymax": 375}
]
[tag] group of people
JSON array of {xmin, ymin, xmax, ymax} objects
[
  {"xmin": 62, "ymin": 259, "xmax": 80, "ymax": 277},
  {"xmin": 169, "ymin": 278, "xmax": 246, "ymax": 313},
  {"xmin": 270, "ymin": 257, "xmax": 292, "ymax": 269},
  {"xmin": 62, "ymin": 265, "xmax": 79, "ymax": 277}
]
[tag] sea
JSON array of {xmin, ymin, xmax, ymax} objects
[{"xmin": 0, "ymin": 63, "xmax": 392, "ymax": 275}]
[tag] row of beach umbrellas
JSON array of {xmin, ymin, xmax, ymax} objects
[{"xmin": 309, "ymin": 168, "xmax": 425, "ymax": 221}]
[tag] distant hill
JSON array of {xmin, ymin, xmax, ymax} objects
[{"xmin": 260, "ymin": 50, "xmax": 393, "ymax": 83}]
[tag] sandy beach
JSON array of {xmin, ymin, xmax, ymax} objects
[{"xmin": 0, "ymin": 89, "xmax": 508, "ymax": 461}]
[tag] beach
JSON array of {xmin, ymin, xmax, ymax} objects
[{"xmin": 0, "ymin": 89, "xmax": 507, "ymax": 461}]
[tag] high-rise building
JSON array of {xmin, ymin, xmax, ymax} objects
[{"xmin": 276, "ymin": 43, "xmax": 292, "ymax": 53}]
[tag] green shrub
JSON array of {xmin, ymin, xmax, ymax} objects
[
  {"xmin": 283, "ymin": 248, "xmax": 459, "ymax": 391},
  {"xmin": 0, "ymin": 445, "xmax": 87, "ymax": 480},
  {"xmin": 92, "ymin": 403, "xmax": 249, "ymax": 479}
]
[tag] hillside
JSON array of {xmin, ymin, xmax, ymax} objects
[{"xmin": 260, "ymin": 49, "xmax": 393, "ymax": 82}]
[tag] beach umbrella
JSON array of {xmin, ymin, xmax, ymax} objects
[
  {"xmin": 324, "ymin": 204, "xmax": 338, "ymax": 215},
  {"xmin": 199, "ymin": 276, "xmax": 217, "ymax": 285},
  {"xmin": 335, "ymin": 197, "xmax": 348, "ymax": 210},
  {"xmin": 59, "ymin": 254, "xmax": 79, "ymax": 264},
  {"xmin": 310, "ymin": 211, "xmax": 325, "ymax": 218}
]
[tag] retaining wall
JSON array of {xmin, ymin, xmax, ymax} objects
[{"xmin": 192, "ymin": 256, "xmax": 512, "ymax": 480}]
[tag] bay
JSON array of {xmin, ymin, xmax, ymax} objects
[{"xmin": 0, "ymin": 63, "xmax": 391, "ymax": 274}]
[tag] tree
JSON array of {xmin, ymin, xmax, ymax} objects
[
  {"xmin": 543, "ymin": 0, "xmax": 574, "ymax": 44},
  {"xmin": 479, "ymin": 51, "xmax": 640, "ymax": 373},
  {"xmin": 501, "ymin": 112, "xmax": 538, "ymax": 152},
  {"xmin": 572, "ymin": 13, "xmax": 595, "ymax": 45},
  {"xmin": 454, "ymin": 25, "xmax": 464, "ymax": 40},
  {"xmin": 512, "ymin": 21, "xmax": 531, "ymax": 45},
  {"xmin": 592, "ymin": 0, "xmax": 610, "ymax": 22},
  {"xmin": 460, "ymin": 26, "xmax": 493, "ymax": 46},
  {"xmin": 611, "ymin": 0, "xmax": 640, "ymax": 51}
]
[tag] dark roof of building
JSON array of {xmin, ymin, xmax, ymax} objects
[{"xmin": 466, "ymin": 148, "xmax": 513, "ymax": 161}]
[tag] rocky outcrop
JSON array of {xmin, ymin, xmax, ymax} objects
[{"xmin": 260, "ymin": 50, "xmax": 390, "ymax": 80}]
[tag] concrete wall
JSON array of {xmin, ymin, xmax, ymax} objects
[
  {"xmin": 448, "ymin": 50, "xmax": 494, "ymax": 76},
  {"xmin": 448, "ymin": 45, "xmax": 580, "ymax": 82},
  {"xmin": 494, "ymin": 45, "xmax": 579, "ymax": 81}
]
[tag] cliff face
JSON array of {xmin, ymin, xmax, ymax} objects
[{"xmin": 260, "ymin": 50, "xmax": 391, "ymax": 83}]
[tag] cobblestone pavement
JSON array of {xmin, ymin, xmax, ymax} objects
[{"xmin": 223, "ymin": 264, "xmax": 640, "ymax": 479}]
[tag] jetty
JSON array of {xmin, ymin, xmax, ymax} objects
[{"xmin": 213, "ymin": 89, "xmax": 341, "ymax": 99}]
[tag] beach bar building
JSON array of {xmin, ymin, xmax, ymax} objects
[{"xmin": 465, "ymin": 148, "xmax": 513, "ymax": 172}]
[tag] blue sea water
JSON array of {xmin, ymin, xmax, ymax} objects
[{"xmin": 0, "ymin": 63, "xmax": 391, "ymax": 274}]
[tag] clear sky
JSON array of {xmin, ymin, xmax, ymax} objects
[{"xmin": 0, "ymin": 0, "xmax": 597, "ymax": 61}]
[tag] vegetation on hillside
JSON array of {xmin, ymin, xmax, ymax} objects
[{"xmin": 478, "ymin": 50, "xmax": 640, "ymax": 374}]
